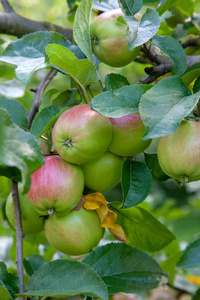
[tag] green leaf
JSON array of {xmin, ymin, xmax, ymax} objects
[
  {"xmin": 139, "ymin": 76, "xmax": 200, "ymax": 140},
  {"xmin": 91, "ymin": 84, "xmax": 152, "ymax": 117},
  {"xmin": 30, "ymin": 106, "xmax": 62, "ymax": 138},
  {"xmin": 0, "ymin": 262, "xmax": 20, "ymax": 300},
  {"xmin": 52, "ymin": 89, "xmax": 81, "ymax": 107},
  {"xmin": 193, "ymin": 288, "xmax": 200, "ymax": 300},
  {"xmin": 0, "ymin": 286, "xmax": 10, "ymax": 300},
  {"xmin": 0, "ymin": 79, "xmax": 25, "ymax": 98},
  {"xmin": 144, "ymin": 153, "xmax": 170, "ymax": 181},
  {"xmin": 177, "ymin": 238, "xmax": 200, "ymax": 269},
  {"xmin": 24, "ymin": 255, "xmax": 47, "ymax": 276},
  {"xmin": 111, "ymin": 202, "xmax": 176, "ymax": 252},
  {"xmin": 93, "ymin": 0, "xmax": 119, "ymax": 11},
  {"xmin": 193, "ymin": 76, "xmax": 200, "ymax": 94},
  {"xmin": 23, "ymin": 259, "xmax": 108, "ymax": 299},
  {"xmin": 175, "ymin": 0, "xmax": 194, "ymax": 16},
  {"xmin": 182, "ymin": 63, "xmax": 200, "ymax": 86},
  {"xmin": 0, "ymin": 96, "xmax": 28, "ymax": 128},
  {"xmin": 104, "ymin": 73, "xmax": 130, "ymax": 91},
  {"xmin": 156, "ymin": 0, "xmax": 178, "ymax": 16},
  {"xmin": 119, "ymin": 0, "xmax": 143, "ymax": 15},
  {"xmin": 39, "ymin": 88, "xmax": 60, "ymax": 111},
  {"xmin": 83, "ymin": 243, "xmax": 168, "ymax": 295},
  {"xmin": 152, "ymin": 35, "xmax": 187, "ymax": 76},
  {"xmin": 126, "ymin": 8, "xmax": 161, "ymax": 51},
  {"xmin": 121, "ymin": 159, "xmax": 152, "ymax": 208},
  {"xmin": 0, "ymin": 108, "xmax": 44, "ymax": 193},
  {"xmin": 45, "ymin": 44, "xmax": 98, "ymax": 90},
  {"xmin": 73, "ymin": 0, "xmax": 94, "ymax": 62},
  {"xmin": 0, "ymin": 31, "xmax": 85, "ymax": 86}
]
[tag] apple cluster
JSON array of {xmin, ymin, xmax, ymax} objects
[{"xmin": 6, "ymin": 104, "xmax": 151, "ymax": 256}]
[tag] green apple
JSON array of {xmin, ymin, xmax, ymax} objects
[
  {"xmin": 27, "ymin": 156, "xmax": 84, "ymax": 216},
  {"xmin": 81, "ymin": 152, "xmax": 123, "ymax": 192},
  {"xmin": 6, "ymin": 186, "xmax": 44, "ymax": 234},
  {"xmin": 52, "ymin": 104, "xmax": 112, "ymax": 165},
  {"xmin": 90, "ymin": 9, "xmax": 141, "ymax": 67},
  {"xmin": 0, "ymin": 176, "xmax": 11, "ymax": 201},
  {"xmin": 157, "ymin": 120, "xmax": 200, "ymax": 183},
  {"xmin": 44, "ymin": 207, "xmax": 104, "ymax": 256},
  {"xmin": 108, "ymin": 114, "xmax": 151, "ymax": 157}
]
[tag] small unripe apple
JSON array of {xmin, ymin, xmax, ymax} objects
[
  {"xmin": 6, "ymin": 186, "xmax": 44, "ymax": 234},
  {"xmin": 81, "ymin": 152, "xmax": 123, "ymax": 192},
  {"xmin": 44, "ymin": 207, "xmax": 104, "ymax": 256},
  {"xmin": 52, "ymin": 104, "xmax": 113, "ymax": 165},
  {"xmin": 27, "ymin": 156, "xmax": 84, "ymax": 216},
  {"xmin": 108, "ymin": 114, "xmax": 151, "ymax": 157},
  {"xmin": 90, "ymin": 9, "xmax": 141, "ymax": 67},
  {"xmin": 157, "ymin": 120, "xmax": 200, "ymax": 183},
  {"xmin": 0, "ymin": 176, "xmax": 11, "ymax": 201}
]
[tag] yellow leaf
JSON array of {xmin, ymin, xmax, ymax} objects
[
  {"xmin": 109, "ymin": 224, "xmax": 129, "ymax": 243},
  {"xmin": 96, "ymin": 205, "xmax": 108, "ymax": 224},
  {"xmin": 83, "ymin": 192, "xmax": 107, "ymax": 210},
  {"xmin": 97, "ymin": 208, "xmax": 117, "ymax": 229},
  {"xmin": 188, "ymin": 275, "xmax": 200, "ymax": 285}
]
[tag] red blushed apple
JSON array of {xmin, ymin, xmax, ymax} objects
[
  {"xmin": 108, "ymin": 114, "xmax": 151, "ymax": 157},
  {"xmin": 81, "ymin": 151, "xmax": 123, "ymax": 192},
  {"xmin": 157, "ymin": 120, "xmax": 200, "ymax": 183},
  {"xmin": 44, "ymin": 207, "xmax": 104, "ymax": 256},
  {"xmin": 52, "ymin": 104, "xmax": 113, "ymax": 165},
  {"xmin": 27, "ymin": 156, "xmax": 84, "ymax": 216}
]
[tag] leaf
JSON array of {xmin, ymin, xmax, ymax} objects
[
  {"xmin": 45, "ymin": 44, "xmax": 98, "ymax": 90},
  {"xmin": 0, "ymin": 286, "xmax": 10, "ymax": 300},
  {"xmin": 83, "ymin": 192, "xmax": 107, "ymax": 209},
  {"xmin": 118, "ymin": 0, "xmax": 143, "ymax": 15},
  {"xmin": 30, "ymin": 106, "xmax": 62, "ymax": 138},
  {"xmin": 91, "ymin": 84, "xmax": 152, "ymax": 117},
  {"xmin": 111, "ymin": 202, "xmax": 176, "ymax": 252},
  {"xmin": 52, "ymin": 89, "xmax": 81, "ymax": 107},
  {"xmin": 152, "ymin": 35, "xmax": 187, "ymax": 76},
  {"xmin": 23, "ymin": 259, "xmax": 108, "ymax": 299},
  {"xmin": 193, "ymin": 76, "xmax": 200, "ymax": 94},
  {"xmin": 0, "ymin": 79, "xmax": 25, "ymax": 98},
  {"xmin": 0, "ymin": 262, "xmax": 20, "ymax": 299},
  {"xmin": 121, "ymin": 159, "xmax": 152, "ymax": 208},
  {"xmin": 0, "ymin": 96, "xmax": 28, "ymax": 128},
  {"xmin": 0, "ymin": 31, "xmax": 85, "ymax": 86},
  {"xmin": 24, "ymin": 255, "xmax": 47, "ymax": 276},
  {"xmin": 192, "ymin": 288, "xmax": 200, "ymax": 300},
  {"xmin": 93, "ymin": 0, "xmax": 119, "ymax": 11},
  {"xmin": 156, "ymin": 0, "xmax": 178, "ymax": 16},
  {"xmin": 83, "ymin": 243, "xmax": 168, "ymax": 295},
  {"xmin": 139, "ymin": 76, "xmax": 200, "ymax": 140},
  {"xmin": 175, "ymin": 0, "xmax": 194, "ymax": 16},
  {"xmin": 0, "ymin": 108, "xmax": 44, "ymax": 193},
  {"xmin": 144, "ymin": 153, "xmax": 170, "ymax": 181},
  {"xmin": 104, "ymin": 73, "xmax": 130, "ymax": 91},
  {"xmin": 176, "ymin": 238, "xmax": 200, "ymax": 270},
  {"xmin": 73, "ymin": 0, "xmax": 94, "ymax": 62},
  {"xmin": 182, "ymin": 63, "xmax": 200, "ymax": 86},
  {"xmin": 126, "ymin": 8, "xmax": 161, "ymax": 51}
]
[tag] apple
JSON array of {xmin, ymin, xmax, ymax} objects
[
  {"xmin": 0, "ymin": 176, "xmax": 11, "ymax": 201},
  {"xmin": 44, "ymin": 207, "xmax": 104, "ymax": 256},
  {"xmin": 108, "ymin": 114, "xmax": 151, "ymax": 157},
  {"xmin": 6, "ymin": 185, "xmax": 44, "ymax": 234},
  {"xmin": 52, "ymin": 104, "xmax": 113, "ymax": 165},
  {"xmin": 157, "ymin": 120, "xmax": 200, "ymax": 183},
  {"xmin": 81, "ymin": 151, "xmax": 123, "ymax": 192},
  {"xmin": 27, "ymin": 156, "xmax": 84, "ymax": 216},
  {"xmin": 90, "ymin": 9, "xmax": 141, "ymax": 67}
]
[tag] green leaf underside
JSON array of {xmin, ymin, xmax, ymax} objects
[
  {"xmin": 111, "ymin": 202, "xmax": 175, "ymax": 252},
  {"xmin": 139, "ymin": 76, "xmax": 200, "ymax": 139},
  {"xmin": 156, "ymin": 0, "xmax": 178, "ymax": 16},
  {"xmin": 152, "ymin": 35, "xmax": 187, "ymax": 76},
  {"xmin": 45, "ymin": 44, "xmax": 98, "ymax": 88},
  {"xmin": 83, "ymin": 243, "xmax": 168, "ymax": 295},
  {"xmin": 0, "ymin": 262, "xmax": 20, "ymax": 299},
  {"xmin": 0, "ymin": 79, "xmax": 25, "ymax": 98},
  {"xmin": 122, "ymin": 160, "xmax": 152, "ymax": 208},
  {"xmin": 177, "ymin": 238, "xmax": 200, "ymax": 269},
  {"xmin": 0, "ymin": 108, "xmax": 44, "ymax": 193},
  {"xmin": 23, "ymin": 260, "xmax": 108, "ymax": 299},
  {"xmin": 91, "ymin": 84, "xmax": 152, "ymax": 117}
]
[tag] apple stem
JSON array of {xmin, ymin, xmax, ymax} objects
[{"xmin": 47, "ymin": 208, "xmax": 54, "ymax": 215}]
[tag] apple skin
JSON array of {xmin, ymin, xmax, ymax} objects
[
  {"xmin": 6, "ymin": 186, "xmax": 44, "ymax": 234},
  {"xmin": 26, "ymin": 156, "xmax": 84, "ymax": 216},
  {"xmin": 108, "ymin": 114, "xmax": 151, "ymax": 157},
  {"xmin": 44, "ymin": 207, "xmax": 104, "ymax": 256},
  {"xmin": 52, "ymin": 104, "xmax": 113, "ymax": 165},
  {"xmin": 90, "ymin": 9, "xmax": 141, "ymax": 67},
  {"xmin": 157, "ymin": 120, "xmax": 200, "ymax": 182},
  {"xmin": 81, "ymin": 152, "xmax": 123, "ymax": 192},
  {"xmin": 0, "ymin": 176, "xmax": 11, "ymax": 201}
]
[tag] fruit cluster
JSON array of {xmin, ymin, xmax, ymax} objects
[{"xmin": 6, "ymin": 104, "xmax": 151, "ymax": 256}]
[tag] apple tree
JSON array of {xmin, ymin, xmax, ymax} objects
[{"xmin": 0, "ymin": 0, "xmax": 200, "ymax": 299}]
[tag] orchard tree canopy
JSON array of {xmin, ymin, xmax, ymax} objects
[{"xmin": 0, "ymin": 0, "xmax": 200, "ymax": 300}]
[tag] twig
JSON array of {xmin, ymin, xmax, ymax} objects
[
  {"xmin": 1, "ymin": 0, "xmax": 14, "ymax": 12},
  {"xmin": 78, "ymin": 84, "xmax": 90, "ymax": 104},
  {"xmin": 87, "ymin": 86, "xmax": 94, "ymax": 99},
  {"xmin": 27, "ymin": 68, "xmax": 57, "ymax": 130},
  {"xmin": 141, "ymin": 43, "xmax": 163, "ymax": 66},
  {"xmin": 10, "ymin": 179, "xmax": 25, "ymax": 299}
]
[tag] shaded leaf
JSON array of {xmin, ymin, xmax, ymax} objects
[
  {"xmin": 182, "ymin": 63, "xmax": 200, "ymax": 86},
  {"xmin": 104, "ymin": 73, "xmax": 130, "ymax": 91},
  {"xmin": 192, "ymin": 288, "xmax": 200, "ymax": 300},
  {"xmin": 156, "ymin": 0, "xmax": 178, "ymax": 16},
  {"xmin": 144, "ymin": 153, "xmax": 170, "ymax": 181},
  {"xmin": 0, "ymin": 79, "xmax": 25, "ymax": 98},
  {"xmin": 24, "ymin": 255, "xmax": 47, "ymax": 277},
  {"xmin": 93, "ymin": 0, "xmax": 119, "ymax": 11},
  {"xmin": 0, "ymin": 262, "xmax": 20, "ymax": 300},
  {"xmin": 177, "ymin": 238, "xmax": 200, "ymax": 269},
  {"xmin": 119, "ymin": 0, "xmax": 143, "ymax": 15},
  {"xmin": 0, "ymin": 286, "xmax": 10, "ymax": 300}
]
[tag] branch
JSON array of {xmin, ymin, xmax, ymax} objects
[
  {"xmin": 10, "ymin": 179, "xmax": 25, "ymax": 299},
  {"xmin": 1, "ymin": 0, "xmax": 14, "ymax": 12},
  {"xmin": 27, "ymin": 68, "xmax": 57, "ymax": 130}
]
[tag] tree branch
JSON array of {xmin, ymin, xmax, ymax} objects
[
  {"xmin": 27, "ymin": 68, "xmax": 57, "ymax": 130},
  {"xmin": 1, "ymin": 0, "xmax": 14, "ymax": 12}
]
